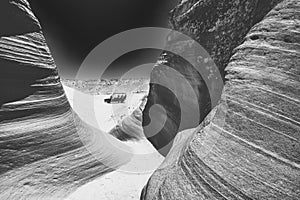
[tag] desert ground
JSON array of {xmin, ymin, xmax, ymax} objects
[{"xmin": 62, "ymin": 84, "xmax": 164, "ymax": 200}]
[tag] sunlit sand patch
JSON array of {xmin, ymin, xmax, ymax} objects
[{"xmin": 63, "ymin": 84, "xmax": 164, "ymax": 200}]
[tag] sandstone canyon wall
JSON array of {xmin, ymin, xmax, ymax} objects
[
  {"xmin": 143, "ymin": 0, "xmax": 284, "ymax": 156},
  {"xmin": 0, "ymin": 0, "xmax": 299, "ymax": 199},
  {"xmin": 141, "ymin": 0, "xmax": 300, "ymax": 199},
  {"xmin": 0, "ymin": 1, "xmax": 131, "ymax": 199}
]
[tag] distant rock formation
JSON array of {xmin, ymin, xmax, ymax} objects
[
  {"xmin": 61, "ymin": 78, "xmax": 149, "ymax": 95},
  {"xmin": 0, "ymin": 1, "xmax": 131, "ymax": 199},
  {"xmin": 141, "ymin": 0, "xmax": 300, "ymax": 199}
]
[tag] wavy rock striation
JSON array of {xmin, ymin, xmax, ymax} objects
[
  {"xmin": 141, "ymin": 0, "xmax": 300, "ymax": 199},
  {"xmin": 0, "ymin": 1, "xmax": 131, "ymax": 199},
  {"xmin": 143, "ymin": 0, "xmax": 283, "ymax": 156}
]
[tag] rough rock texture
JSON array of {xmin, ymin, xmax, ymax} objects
[
  {"xmin": 143, "ymin": 0, "xmax": 283, "ymax": 156},
  {"xmin": 141, "ymin": 0, "xmax": 300, "ymax": 199},
  {"xmin": 0, "ymin": 1, "xmax": 130, "ymax": 199},
  {"xmin": 170, "ymin": 0, "xmax": 284, "ymax": 75}
]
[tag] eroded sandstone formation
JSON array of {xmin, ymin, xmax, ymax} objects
[
  {"xmin": 1, "ymin": 0, "xmax": 299, "ymax": 199},
  {"xmin": 143, "ymin": 0, "xmax": 284, "ymax": 156},
  {"xmin": 0, "ymin": 1, "xmax": 131, "ymax": 199},
  {"xmin": 141, "ymin": 0, "xmax": 300, "ymax": 199}
]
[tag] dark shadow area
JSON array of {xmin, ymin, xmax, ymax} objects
[
  {"xmin": 142, "ymin": 50, "xmax": 212, "ymax": 156},
  {"xmin": 143, "ymin": 84, "xmax": 181, "ymax": 156},
  {"xmin": 0, "ymin": 59, "xmax": 54, "ymax": 120},
  {"xmin": 0, "ymin": 1, "xmax": 40, "ymax": 37}
]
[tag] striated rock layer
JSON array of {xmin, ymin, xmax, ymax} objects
[
  {"xmin": 143, "ymin": 0, "xmax": 283, "ymax": 156},
  {"xmin": 0, "ymin": 1, "xmax": 131, "ymax": 199},
  {"xmin": 141, "ymin": 0, "xmax": 300, "ymax": 199}
]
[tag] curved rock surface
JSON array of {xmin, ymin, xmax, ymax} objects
[
  {"xmin": 143, "ymin": 0, "xmax": 283, "ymax": 156},
  {"xmin": 0, "ymin": 1, "xmax": 131, "ymax": 199},
  {"xmin": 109, "ymin": 96, "xmax": 148, "ymax": 141},
  {"xmin": 141, "ymin": 0, "xmax": 300, "ymax": 199}
]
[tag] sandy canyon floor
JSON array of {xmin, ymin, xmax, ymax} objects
[{"xmin": 62, "ymin": 85, "xmax": 164, "ymax": 200}]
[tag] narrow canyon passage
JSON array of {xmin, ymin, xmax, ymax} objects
[{"xmin": 0, "ymin": 0, "xmax": 299, "ymax": 200}]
